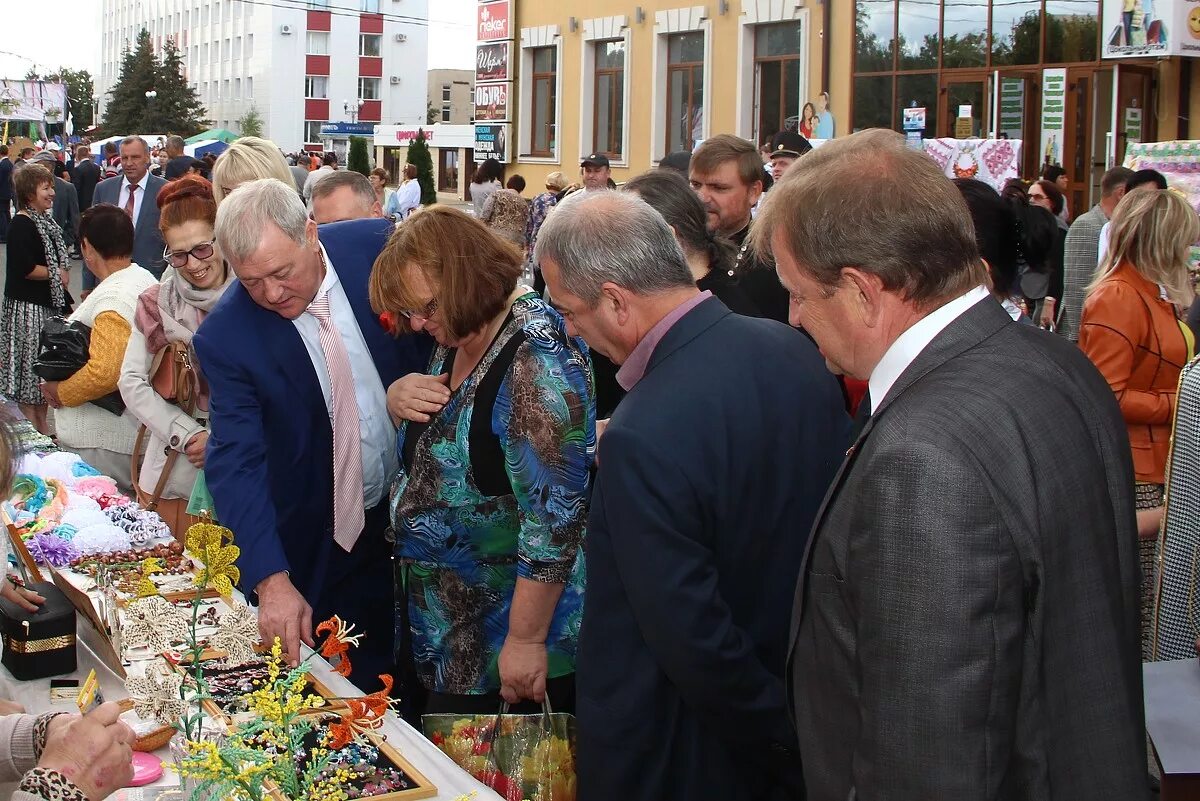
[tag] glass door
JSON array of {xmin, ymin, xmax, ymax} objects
[
  {"xmin": 1114, "ymin": 64, "xmax": 1155, "ymax": 167},
  {"xmin": 940, "ymin": 75, "xmax": 988, "ymax": 139},
  {"xmin": 993, "ymin": 69, "xmax": 1040, "ymax": 178}
]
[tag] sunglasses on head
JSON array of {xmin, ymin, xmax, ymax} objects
[{"xmin": 163, "ymin": 240, "xmax": 216, "ymax": 268}]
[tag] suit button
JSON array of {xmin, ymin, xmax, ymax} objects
[{"xmin": 169, "ymin": 435, "xmax": 180, "ymax": 447}]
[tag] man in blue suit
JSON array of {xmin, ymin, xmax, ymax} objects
[
  {"xmin": 90, "ymin": 137, "xmax": 166, "ymax": 292},
  {"xmin": 195, "ymin": 178, "xmax": 429, "ymax": 686},
  {"xmin": 536, "ymin": 191, "xmax": 849, "ymax": 801}
]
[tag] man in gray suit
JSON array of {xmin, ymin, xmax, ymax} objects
[
  {"xmin": 89, "ymin": 136, "xmax": 166, "ymax": 291},
  {"xmin": 1058, "ymin": 166, "xmax": 1132, "ymax": 341},
  {"xmin": 754, "ymin": 130, "xmax": 1148, "ymax": 800}
]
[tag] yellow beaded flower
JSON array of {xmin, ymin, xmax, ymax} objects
[{"xmin": 185, "ymin": 522, "xmax": 240, "ymax": 597}]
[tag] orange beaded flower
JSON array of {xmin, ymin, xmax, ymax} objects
[
  {"xmin": 327, "ymin": 674, "xmax": 399, "ymax": 749},
  {"xmin": 315, "ymin": 615, "xmax": 363, "ymax": 677}
]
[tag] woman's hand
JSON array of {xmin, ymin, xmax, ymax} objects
[
  {"xmin": 39, "ymin": 381, "xmax": 62, "ymax": 409},
  {"xmin": 0, "ymin": 579, "xmax": 45, "ymax": 613},
  {"xmin": 184, "ymin": 431, "xmax": 209, "ymax": 469},
  {"xmin": 498, "ymin": 636, "xmax": 548, "ymax": 704},
  {"xmin": 1039, "ymin": 298, "xmax": 1056, "ymax": 329},
  {"xmin": 0, "ymin": 698, "xmax": 26, "ymax": 716},
  {"xmin": 386, "ymin": 373, "xmax": 451, "ymax": 425},
  {"xmin": 37, "ymin": 703, "xmax": 134, "ymax": 801}
]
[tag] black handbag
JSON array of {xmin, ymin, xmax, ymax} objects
[
  {"xmin": 33, "ymin": 317, "xmax": 126, "ymax": 416},
  {"xmin": 1, "ymin": 524, "xmax": 77, "ymax": 680}
]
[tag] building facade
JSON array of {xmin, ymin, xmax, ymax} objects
[
  {"xmin": 504, "ymin": 0, "xmax": 1196, "ymax": 212},
  {"xmin": 428, "ymin": 69, "xmax": 475, "ymax": 125},
  {"xmin": 97, "ymin": 0, "xmax": 430, "ymax": 152}
]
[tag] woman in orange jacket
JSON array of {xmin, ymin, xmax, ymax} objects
[{"xmin": 1079, "ymin": 186, "xmax": 1199, "ymax": 659}]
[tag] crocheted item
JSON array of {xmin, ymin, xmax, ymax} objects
[
  {"xmin": 72, "ymin": 475, "xmax": 121, "ymax": 499},
  {"xmin": 63, "ymin": 492, "xmax": 102, "ymax": 515},
  {"xmin": 125, "ymin": 662, "xmax": 188, "ymax": 727},
  {"xmin": 122, "ymin": 595, "xmax": 190, "ymax": 652},
  {"xmin": 16, "ymin": 768, "xmax": 87, "ymax": 801},
  {"xmin": 103, "ymin": 502, "xmax": 170, "ymax": 546},
  {"xmin": 26, "ymin": 534, "xmax": 79, "ymax": 567},
  {"xmin": 60, "ymin": 508, "xmax": 111, "ymax": 533},
  {"xmin": 211, "ymin": 603, "xmax": 261, "ymax": 666},
  {"xmin": 53, "ymin": 524, "xmax": 77, "ymax": 542},
  {"xmin": 71, "ymin": 522, "xmax": 132, "ymax": 555},
  {"xmin": 12, "ymin": 475, "xmax": 50, "ymax": 515}
]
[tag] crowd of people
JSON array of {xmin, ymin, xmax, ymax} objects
[{"xmin": 0, "ymin": 120, "xmax": 1197, "ymax": 801}]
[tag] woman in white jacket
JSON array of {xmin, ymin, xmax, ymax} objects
[
  {"xmin": 41, "ymin": 206, "xmax": 157, "ymax": 489},
  {"xmin": 119, "ymin": 175, "xmax": 234, "ymax": 537}
]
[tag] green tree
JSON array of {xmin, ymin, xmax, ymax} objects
[
  {"xmin": 103, "ymin": 29, "xmax": 208, "ymax": 135},
  {"xmin": 237, "ymin": 106, "xmax": 264, "ymax": 138},
  {"xmin": 426, "ymin": 101, "xmax": 438, "ymax": 125},
  {"xmin": 348, "ymin": 135, "xmax": 370, "ymax": 176},
  {"xmin": 407, "ymin": 128, "xmax": 437, "ymax": 205},
  {"xmin": 57, "ymin": 69, "xmax": 96, "ymax": 131}
]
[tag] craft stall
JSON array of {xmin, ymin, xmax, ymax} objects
[{"xmin": 0, "ymin": 403, "xmax": 502, "ymax": 801}]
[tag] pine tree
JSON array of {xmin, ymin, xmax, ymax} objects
[
  {"xmin": 153, "ymin": 38, "xmax": 208, "ymax": 136},
  {"xmin": 103, "ymin": 30, "xmax": 157, "ymax": 135},
  {"xmin": 348, "ymin": 136, "xmax": 370, "ymax": 176},
  {"xmin": 407, "ymin": 128, "xmax": 437, "ymax": 206},
  {"xmin": 237, "ymin": 106, "xmax": 264, "ymax": 138}
]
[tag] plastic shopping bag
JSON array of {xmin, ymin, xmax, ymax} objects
[
  {"xmin": 186, "ymin": 471, "xmax": 217, "ymax": 522},
  {"xmin": 423, "ymin": 699, "xmax": 576, "ymax": 801}
]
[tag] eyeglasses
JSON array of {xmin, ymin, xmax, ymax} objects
[
  {"xmin": 163, "ymin": 240, "xmax": 216, "ymax": 268},
  {"xmin": 399, "ymin": 297, "xmax": 438, "ymax": 320}
]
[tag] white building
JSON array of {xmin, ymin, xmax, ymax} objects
[{"xmin": 97, "ymin": 0, "xmax": 430, "ymax": 152}]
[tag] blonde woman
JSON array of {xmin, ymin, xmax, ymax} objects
[
  {"xmin": 211, "ymin": 136, "xmax": 296, "ymax": 203},
  {"xmin": 1078, "ymin": 187, "xmax": 1199, "ymax": 658}
]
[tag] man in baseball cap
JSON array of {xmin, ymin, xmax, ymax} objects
[
  {"xmin": 768, "ymin": 129, "xmax": 812, "ymax": 182},
  {"xmin": 580, "ymin": 153, "xmax": 611, "ymax": 192}
]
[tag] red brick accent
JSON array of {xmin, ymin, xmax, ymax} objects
[
  {"xmin": 360, "ymin": 13, "xmax": 384, "ymax": 34},
  {"xmin": 305, "ymin": 99, "xmax": 329, "ymax": 120},
  {"xmin": 358, "ymin": 100, "xmax": 382, "ymax": 122},
  {"xmin": 306, "ymin": 54, "xmax": 330, "ymax": 75},
  {"xmin": 307, "ymin": 10, "xmax": 331, "ymax": 31},
  {"xmin": 359, "ymin": 57, "xmax": 383, "ymax": 77}
]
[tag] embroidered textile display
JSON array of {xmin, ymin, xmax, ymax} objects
[{"xmin": 922, "ymin": 138, "xmax": 1023, "ymax": 192}]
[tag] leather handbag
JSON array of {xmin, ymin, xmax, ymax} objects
[
  {"xmin": 33, "ymin": 317, "xmax": 126, "ymax": 416},
  {"xmin": 131, "ymin": 341, "xmax": 200, "ymax": 513}
]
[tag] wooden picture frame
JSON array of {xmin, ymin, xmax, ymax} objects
[{"xmin": 264, "ymin": 725, "xmax": 438, "ymax": 801}]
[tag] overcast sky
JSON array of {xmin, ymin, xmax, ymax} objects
[{"xmin": 0, "ymin": 0, "xmax": 475, "ymax": 78}]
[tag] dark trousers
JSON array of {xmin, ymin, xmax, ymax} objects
[
  {"xmin": 0, "ymin": 198, "xmax": 10, "ymax": 243},
  {"xmin": 311, "ymin": 501, "xmax": 396, "ymax": 694}
]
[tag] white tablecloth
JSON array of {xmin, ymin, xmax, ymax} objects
[{"xmin": 0, "ymin": 616, "xmax": 501, "ymax": 800}]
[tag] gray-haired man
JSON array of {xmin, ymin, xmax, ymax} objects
[
  {"xmin": 309, "ymin": 170, "xmax": 383, "ymax": 225},
  {"xmin": 536, "ymin": 191, "xmax": 847, "ymax": 801}
]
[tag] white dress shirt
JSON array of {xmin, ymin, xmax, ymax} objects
[
  {"xmin": 291, "ymin": 245, "xmax": 397, "ymax": 509},
  {"xmin": 869, "ymin": 285, "xmax": 991, "ymax": 414},
  {"xmin": 1097, "ymin": 220, "xmax": 1112, "ymax": 268},
  {"xmin": 119, "ymin": 171, "xmax": 150, "ymax": 225}
]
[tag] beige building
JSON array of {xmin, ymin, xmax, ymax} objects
[
  {"xmin": 502, "ymin": 0, "xmax": 1197, "ymax": 213},
  {"xmin": 428, "ymin": 69, "xmax": 475, "ymax": 125}
]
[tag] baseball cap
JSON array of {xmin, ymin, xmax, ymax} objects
[
  {"xmin": 769, "ymin": 130, "xmax": 813, "ymax": 160},
  {"xmin": 46, "ymin": 142, "xmax": 62, "ymax": 152},
  {"xmin": 581, "ymin": 153, "xmax": 610, "ymax": 168}
]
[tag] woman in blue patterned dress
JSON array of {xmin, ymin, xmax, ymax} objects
[{"xmin": 370, "ymin": 206, "xmax": 595, "ymax": 716}]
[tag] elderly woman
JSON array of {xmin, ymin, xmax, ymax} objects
[
  {"xmin": 42, "ymin": 205, "xmax": 158, "ymax": 489},
  {"xmin": 385, "ymin": 164, "xmax": 422, "ymax": 223},
  {"xmin": 479, "ymin": 175, "xmax": 531, "ymax": 248},
  {"xmin": 211, "ymin": 136, "xmax": 296, "ymax": 203},
  {"xmin": 120, "ymin": 175, "xmax": 235, "ymax": 537},
  {"xmin": 369, "ymin": 167, "xmax": 393, "ymax": 210},
  {"xmin": 1079, "ymin": 187, "xmax": 1200, "ymax": 659},
  {"xmin": 2, "ymin": 164, "xmax": 70, "ymax": 433},
  {"xmin": 371, "ymin": 207, "xmax": 594, "ymax": 715}
]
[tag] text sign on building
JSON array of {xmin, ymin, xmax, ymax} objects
[
  {"xmin": 476, "ymin": 42, "xmax": 512, "ymax": 83},
  {"xmin": 474, "ymin": 82, "xmax": 512, "ymax": 122},
  {"xmin": 1040, "ymin": 68, "xmax": 1067, "ymax": 167},
  {"xmin": 1101, "ymin": 0, "xmax": 1198, "ymax": 58},
  {"xmin": 998, "ymin": 78, "xmax": 1024, "ymax": 140},
  {"xmin": 474, "ymin": 123, "xmax": 511, "ymax": 164},
  {"xmin": 477, "ymin": 1, "xmax": 511, "ymax": 42}
]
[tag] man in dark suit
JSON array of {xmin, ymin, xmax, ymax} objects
[
  {"xmin": 0, "ymin": 146, "xmax": 12, "ymax": 244},
  {"xmin": 195, "ymin": 178, "xmax": 430, "ymax": 687},
  {"xmin": 536, "ymin": 191, "xmax": 849, "ymax": 801},
  {"xmin": 90, "ymin": 137, "xmax": 166, "ymax": 290},
  {"xmin": 72, "ymin": 144, "xmax": 101, "ymax": 212},
  {"xmin": 753, "ymin": 130, "xmax": 1149, "ymax": 800}
]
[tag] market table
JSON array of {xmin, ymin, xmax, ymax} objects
[
  {"xmin": 1146, "ymin": 657, "xmax": 1200, "ymax": 801},
  {"xmin": 0, "ymin": 608, "xmax": 502, "ymax": 801}
]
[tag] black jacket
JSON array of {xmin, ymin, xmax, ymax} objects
[
  {"xmin": 72, "ymin": 159, "xmax": 101, "ymax": 210},
  {"xmin": 0, "ymin": 157, "xmax": 12, "ymax": 201}
]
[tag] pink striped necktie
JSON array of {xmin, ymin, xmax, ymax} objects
[{"xmin": 307, "ymin": 292, "xmax": 366, "ymax": 552}]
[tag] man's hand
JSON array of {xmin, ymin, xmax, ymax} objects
[
  {"xmin": 37, "ymin": 702, "xmax": 134, "ymax": 801},
  {"xmin": 386, "ymin": 373, "xmax": 450, "ymax": 425},
  {"xmin": 498, "ymin": 636, "xmax": 548, "ymax": 705},
  {"xmin": 184, "ymin": 431, "xmax": 209, "ymax": 469},
  {"xmin": 0, "ymin": 580, "xmax": 45, "ymax": 613},
  {"xmin": 255, "ymin": 572, "xmax": 313, "ymax": 666},
  {"xmin": 39, "ymin": 381, "xmax": 62, "ymax": 409}
]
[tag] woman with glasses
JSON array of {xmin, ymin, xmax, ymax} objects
[
  {"xmin": 42, "ymin": 205, "xmax": 158, "ymax": 489},
  {"xmin": 119, "ymin": 175, "xmax": 235, "ymax": 537},
  {"xmin": 370, "ymin": 206, "xmax": 595, "ymax": 716}
]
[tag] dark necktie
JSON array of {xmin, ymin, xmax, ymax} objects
[{"xmin": 850, "ymin": 389, "xmax": 872, "ymax": 440}]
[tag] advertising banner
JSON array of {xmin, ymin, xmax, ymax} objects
[
  {"xmin": 476, "ymin": 42, "xmax": 512, "ymax": 83},
  {"xmin": 477, "ymin": 1, "xmax": 511, "ymax": 43},
  {"xmin": 998, "ymin": 78, "xmax": 1025, "ymax": 140},
  {"xmin": 1101, "ymin": 0, "xmax": 1200, "ymax": 58},
  {"xmin": 1040, "ymin": 68, "xmax": 1067, "ymax": 166},
  {"xmin": 474, "ymin": 82, "xmax": 512, "ymax": 122},
  {"xmin": 474, "ymin": 123, "xmax": 511, "ymax": 164}
]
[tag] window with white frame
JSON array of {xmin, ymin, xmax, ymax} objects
[
  {"xmin": 442, "ymin": 84, "xmax": 451, "ymax": 102},
  {"xmin": 360, "ymin": 0, "xmax": 380, "ymax": 11},
  {"xmin": 246, "ymin": 77, "xmax": 253, "ymax": 98},
  {"xmin": 593, "ymin": 40, "xmax": 625, "ymax": 159},
  {"xmin": 358, "ymin": 77, "xmax": 381, "ymax": 100},
  {"xmin": 441, "ymin": 106, "xmax": 451, "ymax": 122},
  {"xmin": 306, "ymin": 31, "xmax": 329, "ymax": 55},
  {"xmin": 530, "ymin": 46, "xmax": 557, "ymax": 156},
  {"xmin": 305, "ymin": 75, "xmax": 328, "ymax": 99},
  {"xmin": 359, "ymin": 34, "xmax": 382, "ymax": 57},
  {"xmin": 666, "ymin": 32, "xmax": 705, "ymax": 154},
  {"xmin": 304, "ymin": 121, "xmax": 323, "ymax": 143}
]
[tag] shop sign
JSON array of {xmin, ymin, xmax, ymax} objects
[
  {"xmin": 476, "ymin": 42, "xmax": 512, "ymax": 83},
  {"xmin": 1102, "ymin": 0, "xmax": 1200, "ymax": 58},
  {"xmin": 1125, "ymin": 106, "xmax": 1143, "ymax": 145},
  {"xmin": 474, "ymin": 82, "xmax": 511, "ymax": 122},
  {"xmin": 477, "ymin": 1, "xmax": 511, "ymax": 43},
  {"xmin": 474, "ymin": 123, "xmax": 511, "ymax": 164},
  {"xmin": 998, "ymin": 78, "xmax": 1024, "ymax": 140},
  {"xmin": 320, "ymin": 122, "xmax": 375, "ymax": 137},
  {"xmin": 1040, "ymin": 68, "xmax": 1067, "ymax": 166},
  {"xmin": 902, "ymin": 106, "xmax": 926, "ymax": 132}
]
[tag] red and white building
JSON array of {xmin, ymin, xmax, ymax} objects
[{"xmin": 97, "ymin": 0, "xmax": 430, "ymax": 152}]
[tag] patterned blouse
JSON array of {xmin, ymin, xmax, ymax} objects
[{"xmin": 390, "ymin": 293, "xmax": 595, "ymax": 695}]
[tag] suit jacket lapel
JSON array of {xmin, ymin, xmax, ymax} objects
[
  {"xmin": 787, "ymin": 296, "xmax": 1011, "ymax": 662},
  {"xmin": 644, "ymin": 296, "xmax": 731, "ymax": 377}
]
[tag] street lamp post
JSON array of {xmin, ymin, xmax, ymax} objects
[
  {"xmin": 144, "ymin": 89, "xmax": 157, "ymax": 131},
  {"xmin": 343, "ymin": 98, "xmax": 364, "ymax": 124}
]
